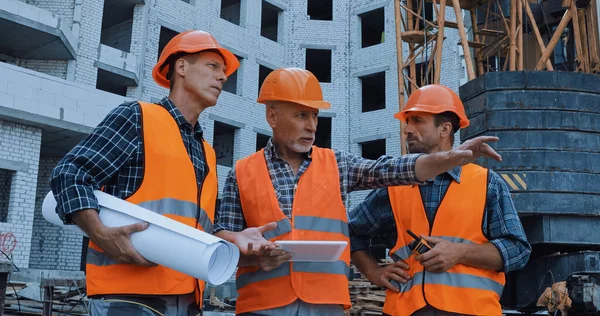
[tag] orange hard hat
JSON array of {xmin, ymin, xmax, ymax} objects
[
  {"xmin": 394, "ymin": 84, "xmax": 470, "ymax": 128},
  {"xmin": 257, "ymin": 67, "xmax": 330, "ymax": 109},
  {"xmin": 152, "ymin": 30, "xmax": 240, "ymax": 88}
]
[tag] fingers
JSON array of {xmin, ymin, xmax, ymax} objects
[
  {"xmin": 259, "ymin": 253, "xmax": 292, "ymax": 271},
  {"xmin": 382, "ymin": 279, "xmax": 400, "ymax": 293},
  {"xmin": 425, "ymin": 263, "xmax": 445, "ymax": 273},
  {"xmin": 387, "ymin": 267, "xmax": 411, "ymax": 280},
  {"xmin": 266, "ymin": 248, "xmax": 288, "ymax": 257},
  {"xmin": 472, "ymin": 136, "xmax": 499, "ymax": 143},
  {"xmin": 392, "ymin": 260, "xmax": 410, "ymax": 270},
  {"xmin": 480, "ymin": 143, "xmax": 502, "ymax": 162},
  {"xmin": 245, "ymin": 242, "xmax": 255, "ymax": 255},
  {"xmin": 422, "ymin": 236, "xmax": 443, "ymax": 245},
  {"xmin": 387, "ymin": 271, "xmax": 410, "ymax": 284},
  {"xmin": 245, "ymin": 241, "xmax": 276, "ymax": 256},
  {"xmin": 257, "ymin": 222, "xmax": 278, "ymax": 234},
  {"xmin": 123, "ymin": 222, "xmax": 150, "ymax": 234},
  {"xmin": 415, "ymin": 248, "xmax": 437, "ymax": 262}
]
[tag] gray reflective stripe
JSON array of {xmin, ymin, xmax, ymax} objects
[
  {"xmin": 236, "ymin": 260, "xmax": 350, "ymax": 289},
  {"xmin": 391, "ymin": 245, "xmax": 411, "ymax": 262},
  {"xmin": 438, "ymin": 236, "xmax": 476, "ymax": 245},
  {"xmin": 294, "ymin": 216, "xmax": 349, "ymax": 236},
  {"xmin": 391, "ymin": 236, "xmax": 475, "ymax": 262},
  {"xmin": 263, "ymin": 218, "xmax": 292, "ymax": 240},
  {"xmin": 394, "ymin": 271, "xmax": 424, "ymax": 293},
  {"xmin": 292, "ymin": 260, "xmax": 349, "ymax": 278},
  {"xmin": 198, "ymin": 208, "xmax": 214, "ymax": 234},
  {"xmin": 137, "ymin": 198, "xmax": 214, "ymax": 233},
  {"xmin": 425, "ymin": 272, "xmax": 504, "ymax": 296},
  {"xmin": 236, "ymin": 263, "xmax": 290, "ymax": 289},
  {"xmin": 86, "ymin": 247, "xmax": 118, "ymax": 266},
  {"xmin": 138, "ymin": 198, "xmax": 197, "ymax": 218}
]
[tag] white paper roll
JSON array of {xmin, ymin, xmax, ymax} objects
[{"xmin": 42, "ymin": 191, "xmax": 239, "ymax": 285}]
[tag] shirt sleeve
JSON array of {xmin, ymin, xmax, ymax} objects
[
  {"xmin": 349, "ymin": 188, "xmax": 398, "ymax": 252},
  {"xmin": 338, "ymin": 151, "xmax": 423, "ymax": 193},
  {"xmin": 484, "ymin": 170, "xmax": 532, "ymax": 272},
  {"xmin": 50, "ymin": 102, "xmax": 141, "ymax": 224},
  {"xmin": 214, "ymin": 166, "xmax": 247, "ymax": 233}
]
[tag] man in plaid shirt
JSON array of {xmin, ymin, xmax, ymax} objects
[
  {"xmin": 214, "ymin": 68, "xmax": 505, "ymax": 316},
  {"xmin": 349, "ymin": 85, "xmax": 531, "ymax": 316},
  {"xmin": 50, "ymin": 31, "xmax": 256, "ymax": 316}
]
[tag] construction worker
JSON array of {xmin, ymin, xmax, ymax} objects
[
  {"xmin": 50, "ymin": 30, "xmax": 250, "ymax": 315},
  {"xmin": 348, "ymin": 84, "xmax": 532, "ymax": 316},
  {"xmin": 214, "ymin": 68, "xmax": 506, "ymax": 316}
]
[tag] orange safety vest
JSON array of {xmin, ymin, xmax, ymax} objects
[
  {"xmin": 234, "ymin": 147, "xmax": 351, "ymax": 314},
  {"xmin": 383, "ymin": 164, "xmax": 504, "ymax": 316},
  {"xmin": 85, "ymin": 101, "xmax": 217, "ymax": 309}
]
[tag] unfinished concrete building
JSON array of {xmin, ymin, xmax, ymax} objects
[{"xmin": 0, "ymin": 0, "xmax": 466, "ymax": 273}]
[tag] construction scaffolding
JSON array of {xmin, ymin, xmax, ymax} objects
[{"xmin": 394, "ymin": 0, "xmax": 600, "ymax": 145}]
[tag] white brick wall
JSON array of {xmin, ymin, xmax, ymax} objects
[
  {"xmin": 98, "ymin": 44, "xmax": 139, "ymax": 74},
  {"xmin": 17, "ymin": 60, "xmax": 68, "ymax": 80},
  {"xmin": 73, "ymin": 0, "xmax": 104, "ymax": 86},
  {"xmin": 0, "ymin": 0, "xmax": 469, "ymax": 271},
  {"xmin": 0, "ymin": 62, "xmax": 131, "ymax": 128},
  {"xmin": 0, "ymin": 120, "xmax": 41, "ymax": 268},
  {"xmin": 30, "ymin": 157, "xmax": 83, "ymax": 271},
  {"xmin": 25, "ymin": 0, "xmax": 75, "ymax": 28}
]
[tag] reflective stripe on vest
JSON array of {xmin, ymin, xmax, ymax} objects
[
  {"xmin": 385, "ymin": 164, "xmax": 504, "ymax": 316},
  {"xmin": 294, "ymin": 216, "xmax": 349, "ymax": 236},
  {"xmin": 138, "ymin": 199, "xmax": 214, "ymax": 234},
  {"xmin": 84, "ymin": 101, "xmax": 217, "ymax": 307},
  {"xmin": 391, "ymin": 236, "xmax": 475, "ymax": 262},
  {"xmin": 263, "ymin": 216, "xmax": 348, "ymax": 240},
  {"xmin": 236, "ymin": 260, "xmax": 349, "ymax": 289},
  {"xmin": 234, "ymin": 147, "xmax": 351, "ymax": 313},
  {"xmin": 262, "ymin": 218, "xmax": 292, "ymax": 240}
]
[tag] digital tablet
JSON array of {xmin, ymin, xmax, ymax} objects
[{"xmin": 274, "ymin": 240, "xmax": 348, "ymax": 262}]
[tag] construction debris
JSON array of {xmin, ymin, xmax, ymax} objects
[
  {"xmin": 3, "ymin": 280, "xmax": 87, "ymax": 315},
  {"xmin": 537, "ymin": 281, "xmax": 572, "ymax": 316},
  {"xmin": 345, "ymin": 260, "xmax": 392, "ymax": 316}
]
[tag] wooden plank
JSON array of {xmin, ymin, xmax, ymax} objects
[
  {"xmin": 394, "ymin": 0, "xmax": 406, "ymax": 155},
  {"xmin": 477, "ymin": 28, "xmax": 505, "ymax": 36},
  {"xmin": 521, "ymin": 0, "xmax": 553, "ymax": 70},
  {"xmin": 510, "ymin": 0, "xmax": 517, "ymax": 70},
  {"xmin": 402, "ymin": 30, "xmax": 430, "ymax": 43},
  {"xmin": 434, "ymin": 0, "xmax": 447, "ymax": 83},
  {"xmin": 457, "ymin": 40, "xmax": 487, "ymax": 48},
  {"xmin": 435, "ymin": 20, "xmax": 459, "ymax": 29},
  {"xmin": 452, "ymin": 0, "xmax": 476, "ymax": 80}
]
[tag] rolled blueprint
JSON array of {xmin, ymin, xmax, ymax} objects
[{"xmin": 42, "ymin": 191, "xmax": 239, "ymax": 285}]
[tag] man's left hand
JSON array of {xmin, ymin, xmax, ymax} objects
[
  {"xmin": 449, "ymin": 136, "xmax": 502, "ymax": 166},
  {"xmin": 231, "ymin": 222, "xmax": 278, "ymax": 256},
  {"xmin": 414, "ymin": 236, "xmax": 465, "ymax": 273}
]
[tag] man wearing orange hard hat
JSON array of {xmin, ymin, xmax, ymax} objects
[
  {"xmin": 50, "ymin": 30, "xmax": 250, "ymax": 315},
  {"xmin": 214, "ymin": 69, "xmax": 508, "ymax": 315},
  {"xmin": 349, "ymin": 84, "xmax": 531, "ymax": 316}
]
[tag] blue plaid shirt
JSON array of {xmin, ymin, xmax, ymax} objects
[
  {"xmin": 50, "ymin": 97, "xmax": 207, "ymax": 224},
  {"xmin": 214, "ymin": 140, "xmax": 423, "ymax": 233},
  {"xmin": 348, "ymin": 166, "xmax": 531, "ymax": 272}
]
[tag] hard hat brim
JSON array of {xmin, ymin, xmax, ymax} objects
[
  {"xmin": 257, "ymin": 98, "xmax": 331, "ymax": 109},
  {"xmin": 394, "ymin": 105, "xmax": 470, "ymax": 128},
  {"xmin": 152, "ymin": 47, "xmax": 240, "ymax": 89}
]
